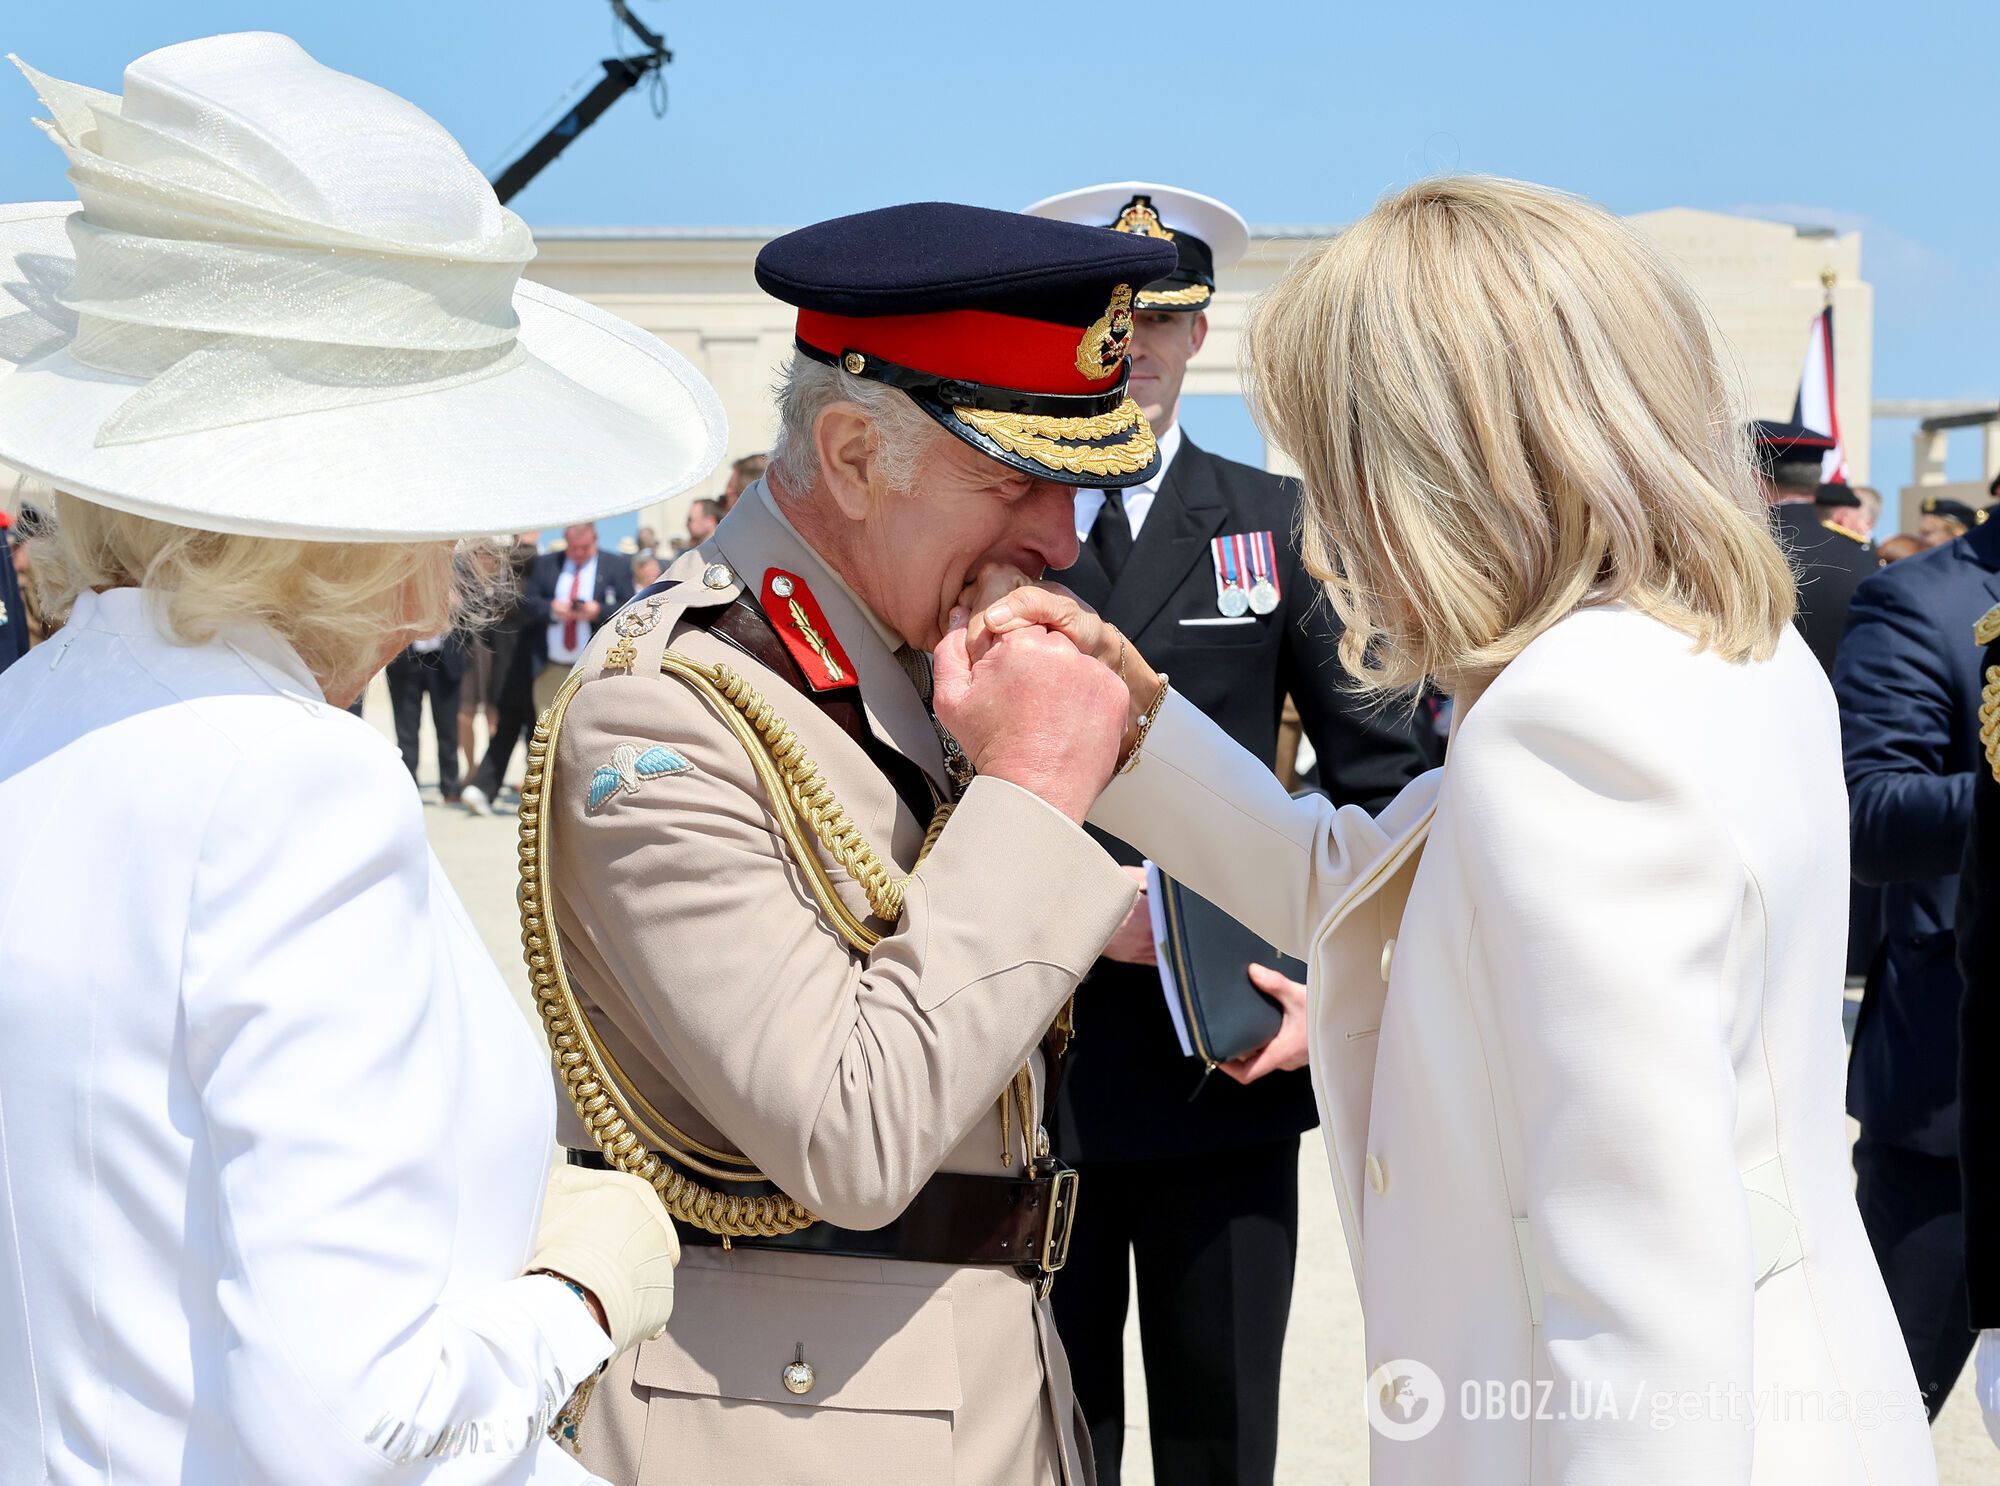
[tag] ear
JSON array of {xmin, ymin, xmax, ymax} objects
[
  {"xmin": 1189, "ymin": 310, "xmax": 1210, "ymax": 358},
  {"xmin": 814, "ymin": 403, "xmax": 877, "ymax": 522}
]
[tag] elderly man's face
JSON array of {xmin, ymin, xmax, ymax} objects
[
  {"xmin": 563, "ymin": 523, "xmax": 598, "ymax": 559},
  {"xmin": 839, "ymin": 429, "xmax": 1080, "ymax": 652}
]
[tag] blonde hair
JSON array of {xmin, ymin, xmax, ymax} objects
[
  {"xmin": 1247, "ymin": 175, "xmax": 1794, "ymax": 697},
  {"xmin": 34, "ymin": 491, "xmax": 479, "ymax": 695}
]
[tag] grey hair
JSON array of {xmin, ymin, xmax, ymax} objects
[{"xmin": 768, "ymin": 353, "xmax": 943, "ymax": 495}]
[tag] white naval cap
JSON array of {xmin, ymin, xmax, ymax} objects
[{"xmin": 1022, "ymin": 182, "xmax": 1250, "ymax": 312}]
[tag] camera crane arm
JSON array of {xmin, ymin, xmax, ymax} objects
[{"xmin": 491, "ymin": 1, "xmax": 671, "ymax": 206}]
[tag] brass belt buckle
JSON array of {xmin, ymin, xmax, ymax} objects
[{"xmin": 1036, "ymin": 1166, "xmax": 1081, "ymax": 1299}]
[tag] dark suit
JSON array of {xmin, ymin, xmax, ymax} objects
[
  {"xmin": 1774, "ymin": 500, "xmax": 1877, "ymax": 676},
  {"xmin": 1834, "ymin": 516, "xmax": 2000, "ymax": 1413},
  {"xmin": 385, "ymin": 635, "xmax": 470, "ymax": 796},
  {"xmin": 525, "ymin": 547, "xmax": 633, "ymax": 672},
  {"xmin": 1049, "ymin": 436, "xmax": 1432, "ymax": 1485},
  {"xmin": 1956, "ymin": 625, "xmax": 2000, "ymax": 1335},
  {"xmin": 468, "ymin": 541, "xmax": 542, "ymax": 802}
]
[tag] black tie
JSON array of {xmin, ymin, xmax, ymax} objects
[{"xmin": 1086, "ymin": 493, "xmax": 1133, "ymax": 585}]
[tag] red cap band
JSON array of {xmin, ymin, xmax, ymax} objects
[{"xmin": 796, "ymin": 307, "xmax": 1112, "ymax": 396}]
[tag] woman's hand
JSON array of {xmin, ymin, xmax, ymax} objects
[
  {"xmin": 1220, "ymin": 965, "xmax": 1310, "ymax": 1085},
  {"xmin": 530, "ymin": 1164, "xmax": 680, "ymax": 1353},
  {"xmin": 958, "ymin": 564, "xmax": 1163, "ymax": 736},
  {"xmin": 932, "ymin": 612, "xmax": 1129, "ymax": 823}
]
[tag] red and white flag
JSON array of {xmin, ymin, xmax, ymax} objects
[{"xmin": 1791, "ymin": 305, "xmax": 1849, "ymax": 483}]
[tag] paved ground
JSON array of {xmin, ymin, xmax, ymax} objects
[{"xmin": 385, "ymin": 688, "xmax": 1990, "ymax": 1482}]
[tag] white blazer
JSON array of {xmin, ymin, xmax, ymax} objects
[
  {"xmin": 0, "ymin": 589, "xmax": 610, "ymax": 1484},
  {"xmin": 1093, "ymin": 603, "xmax": 1937, "ymax": 1485}
]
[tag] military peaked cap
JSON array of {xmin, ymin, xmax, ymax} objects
[{"xmin": 756, "ymin": 202, "xmax": 1178, "ymax": 487}]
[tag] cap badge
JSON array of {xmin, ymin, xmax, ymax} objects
[
  {"xmin": 1112, "ymin": 196, "xmax": 1174, "ymax": 241},
  {"xmin": 1075, "ymin": 284, "xmax": 1134, "ymax": 383}
]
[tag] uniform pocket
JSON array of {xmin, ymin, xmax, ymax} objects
[{"xmin": 632, "ymin": 1263, "xmax": 958, "ymax": 1479}]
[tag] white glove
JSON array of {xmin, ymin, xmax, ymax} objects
[
  {"xmin": 1977, "ymin": 1328, "xmax": 2000, "ymax": 1450},
  {"xmin": 529, "ymin": 1164, "xmax": 680, "ymax": 1355}
]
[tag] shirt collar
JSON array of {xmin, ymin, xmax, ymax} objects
[
  {"xmin": 1136, "ymin": 419, "xmax": 1184, "ymax": 497},
  {"xmin": 71, "ymin": 586, "xmax": 325, "ymax": 701}
]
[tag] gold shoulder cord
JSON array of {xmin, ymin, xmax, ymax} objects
[
  {"xmin": 1978, "ymin": 608, "xmax": 2000, "ymax": 783},
  {"xmin": 518, "ymin": 653, "xmax": 959, "ymax": 1243}
]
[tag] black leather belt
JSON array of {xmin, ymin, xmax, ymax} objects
[{"xmin": 568, "ymin": 1149, "xmax": 1080, "ymax": 1295}]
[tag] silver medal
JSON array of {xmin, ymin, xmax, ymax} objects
[
  {"xmin": 1218, "ymin": 585, "xmax": 1250, "ymax": 618},
  {"xmin": 1248, "ymin": 580, "xmax": 1279, "ymax": 615}
]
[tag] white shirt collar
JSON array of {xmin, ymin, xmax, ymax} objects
[
  {"xmin": 1073, "ymin": 419, "xmax": 1184, "ymax": 542},
  {"xmin": 71, "ymin": 586, "xmax": 325, "ymax": 701}
]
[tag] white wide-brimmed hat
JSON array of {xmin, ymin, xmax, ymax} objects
[{"xmin": 0, "ymin": 33, "xmax": 726, "ymax": 541}]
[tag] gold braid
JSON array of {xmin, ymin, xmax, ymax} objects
[
  {"xmin": 1981, "ymin": 663, "xmax": 2000, "ymax": 784},
  {"xmin": 1976, "ymin": 607, "xmax": 2000, "ymax": 783},
  {"xmin": 519, "ymin": 652, "xmax": 958, "ymax": 1242}
]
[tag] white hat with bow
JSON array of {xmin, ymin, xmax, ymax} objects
[{"xmin": 0, "ymin": 32, "xmax": 726, "ymax": 540}]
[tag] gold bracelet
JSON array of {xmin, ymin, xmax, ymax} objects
[{"xmin": 1117, "ymin": 672, "xmax": 1169, "ymax": 776}]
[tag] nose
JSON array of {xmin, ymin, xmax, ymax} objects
[{"xmin": 1023, "ymin": 480, "xmax": 1081, "ymax": 573}]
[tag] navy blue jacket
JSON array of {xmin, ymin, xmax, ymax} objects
[
  {"xmin": 1956, "ymin": 628, "xmax": 2000, "ymax": 1324},
  {"xmin": 1836, "ymin": 518, "xmax": 2000, "ymax": 1156}
]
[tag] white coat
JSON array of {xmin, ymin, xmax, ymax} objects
[
  {"xmin": 0, "ymin": 589, "xmax": 610, "ymax": 1484},
  {"xmin": 1092, "ymin": 602, "xmax": 1938, "ymax": 1485}
]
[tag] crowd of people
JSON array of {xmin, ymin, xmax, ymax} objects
[{"xmin": 1, "ymin": 29, "xmax": 1996, "ymax": 1486}]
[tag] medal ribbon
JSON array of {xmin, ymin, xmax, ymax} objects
[
  {"xmin": 1249, "ymin": 531, "xmax": 1280, "ymax": 597},
  {"xmin": 1211, "ymin": 534, "xmax": 1244, "ymax": 603}
]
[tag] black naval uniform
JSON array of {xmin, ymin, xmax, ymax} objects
[
  {"xmin": 1050, "ymin": 433, "xmax": 1431, "ymax": 1486},
  {"xmin": 1958, "ymin": 615, "xmax": 2000, "ymax": 1357},
  {"xmin": 1771, "ymin": 499, "xmax": 1875, "ymax": 676}
]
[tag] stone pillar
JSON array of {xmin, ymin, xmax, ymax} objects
[
  {"xmin": 1983, "ymin": 418, "xmax": 2000, "ymax": 494},
  {"xmin": 1913, "ymin": 426, "xmax": 1950, "ymax": 486}
]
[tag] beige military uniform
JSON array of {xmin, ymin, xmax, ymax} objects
[{"xmin": 538, "ymin": 482, "xmax": 1135, "ymax": 1485}]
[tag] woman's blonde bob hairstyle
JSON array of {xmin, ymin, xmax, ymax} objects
[
  {"xmin": 31, "ymin": 487, "xmax": 472, "ymax": 699},
  {"xmin": 1247, "ymin": 174, "xmax": 1794, "ymax": 698}
]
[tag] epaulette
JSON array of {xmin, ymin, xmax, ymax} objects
[
  {"xmin": 1819, "ymin": 520, "xmax": 1871, "ymax": 547},
  {"xmin": 1977, "ymin": 603, "xmax": 2000, "ymax": 648}
]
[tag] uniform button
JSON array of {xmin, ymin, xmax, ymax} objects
[
  {"xmin": 702, "ymin": 562, "xmax": 734, "ymax": 590},
  {"xmin": 1366, "ymin": 1154, "xmax": 1389, "ymax": 1195},
  {"xmin": 782, "ymin": 1347, "xmax": 815, "ymax": 1395},
  {"xmin": 1379, "ymin": 938, "xmax": 1396, "ymax": 982}
]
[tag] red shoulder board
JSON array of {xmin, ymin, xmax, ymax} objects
[{"xmin": 761, "ymin": 568, "xmax": 859, "ymax": 692}]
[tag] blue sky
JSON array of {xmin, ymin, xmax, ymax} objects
[{"xmin": 3, "ymin": 1, "xmax": 1993, "ymax": 512}]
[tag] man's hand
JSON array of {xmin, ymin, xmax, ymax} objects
[
  {"xmin": 551, "ymin": 598, "xmax": 575, "ymax": 621},
  {"xmin": 932, "ymin": 614, "xmax": 1128, "ymax": 824},
  {"xmin": 1101, "ymin": 864, "xmax": 1157, "ymax": 965},
  {"xmin": 577, "ymin": 599, "xmax": 603, "ymax": 623},
  {"xmin": 1220, "ymin": 964, "xmax": 1310, "ymax": 1085}
]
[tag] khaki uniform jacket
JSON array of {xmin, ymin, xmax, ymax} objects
[{"xmin": 546, "ymin": 484, "xmax": 1136, "ymax": 1486}]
